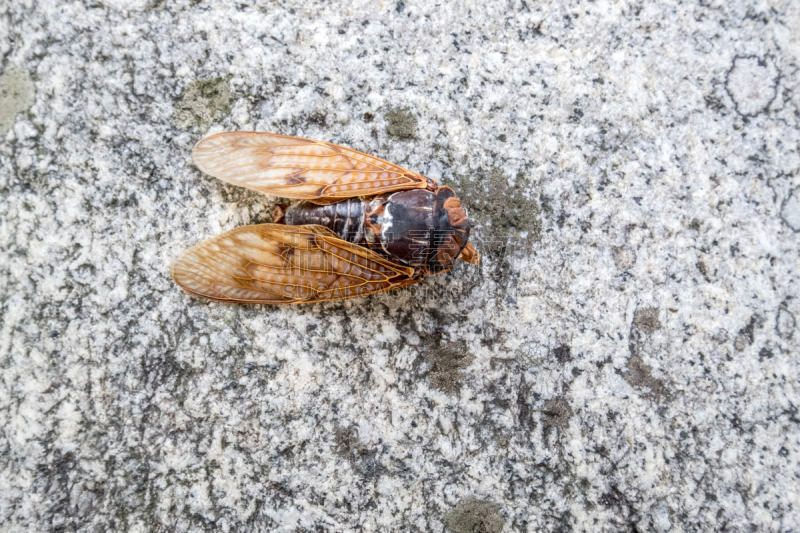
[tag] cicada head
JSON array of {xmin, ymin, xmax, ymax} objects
[{"xmin": 429, "ymin": 187, "xmax": 479, "ymax": 272}]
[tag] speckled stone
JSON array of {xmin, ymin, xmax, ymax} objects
[{"xmin": 1, "ymin": 1, "xmax": 799, "ymax": 531}]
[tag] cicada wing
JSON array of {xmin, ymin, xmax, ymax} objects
[
  {"xmin": 192, "ymin": 132, "xmax": 430, "ymax": 200},
  {"xmin": 170, "ymin": 224, "xmax": 419, "ymax": 304}
]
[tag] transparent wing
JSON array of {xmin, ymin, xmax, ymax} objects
[
  {"xmin": 170, "ymin": 224, "xmax": 419, "ymax": 304},
  {"xmin": 192, "ymin": 131, "xmax": 430, "ymax": 200}
]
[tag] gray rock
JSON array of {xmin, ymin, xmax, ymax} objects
[
  {"xmin": 725, "ymin": 55, "xmax": 780, "ymax": 117},
  {"xmin": 782, "ymin": 187, "xmax": 800, "ymax": 232},
  {"xmin": 0, "ymin": 65, "xmax": 34, "ymax": 135},
  {"xmin": 1, "ymin": 0, "xmax": 799, "ymax": 531},
  {"xmin": 445, "ymin": 498, "xmax": 505, "ymax": 533}
]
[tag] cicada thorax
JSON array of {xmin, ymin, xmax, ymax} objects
[{"xmin": 283, "ymin": 186, "xmax": 471, "ymax": 274}]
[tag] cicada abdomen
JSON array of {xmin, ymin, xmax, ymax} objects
[{"xmin": 283, "ymin": 197, "xmax": 367, "ymax": 243}]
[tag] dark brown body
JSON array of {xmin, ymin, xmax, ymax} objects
[{"xmin": 281, "ymin": 186, "xmax": 475, "ymax": 275}]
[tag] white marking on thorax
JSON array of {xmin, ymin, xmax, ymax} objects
[
  {"xmin": 353, "ymin": 200, "xmax": 365, "ymax": 242},
  {"xmin": 341, "ymin": 202, "xmax": 352, "ymax": 240},
  {"xmin": 379, "ymin": 202, "xmax": 395, "ymax": 254}
]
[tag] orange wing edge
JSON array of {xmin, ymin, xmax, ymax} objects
[
  {"xmin": 170, "ymin": 224, "xmax": 421, "ymax": 304},
  {"xmin": 191, "ymin": 131, "xmax": 433, "ymax": 201}
]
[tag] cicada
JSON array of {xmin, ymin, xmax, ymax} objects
[{"xmin": 170, "ymin": 132, "xmax": 480, "ymax": 304}]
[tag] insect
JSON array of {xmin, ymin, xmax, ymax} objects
[{"xmin": 170, "ymin": 132, "xmax": 480, "ymax": 304}]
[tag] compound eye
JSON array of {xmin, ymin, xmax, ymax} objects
[{"xmin": 443, "ymin": 197, "xmax": 468, "ymax": 229}]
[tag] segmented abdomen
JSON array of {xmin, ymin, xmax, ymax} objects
[{"xmin": 284, "ymin": 199, "xmax": 366, "ymax": 243}]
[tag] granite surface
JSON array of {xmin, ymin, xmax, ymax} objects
[{"xmin": 1, "ymin": 0, "xmax": 799, "ymax": 531}]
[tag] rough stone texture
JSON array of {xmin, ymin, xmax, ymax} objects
[
  {"xmin": 0, "ymin": 65, "xmax": 35, "ymax": 135},
  {"xmin": 1, "ymin": 1, "xmax": 799, "ymax": 532},
  {"xmin": 445, "ymin": 497, "xmax": 506, "ymax": 533},
  {"xmin": 725, "ymin": 55, "xmax": 781, "ymax": 117}
]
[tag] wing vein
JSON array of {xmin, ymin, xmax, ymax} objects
[
  {"xmin": 192, "ymin": 132, "xmax": 429, "ymax": 200},
  {"xmin": 171, "ymin": 223, "xmax": 416, "ymax": 304}
]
